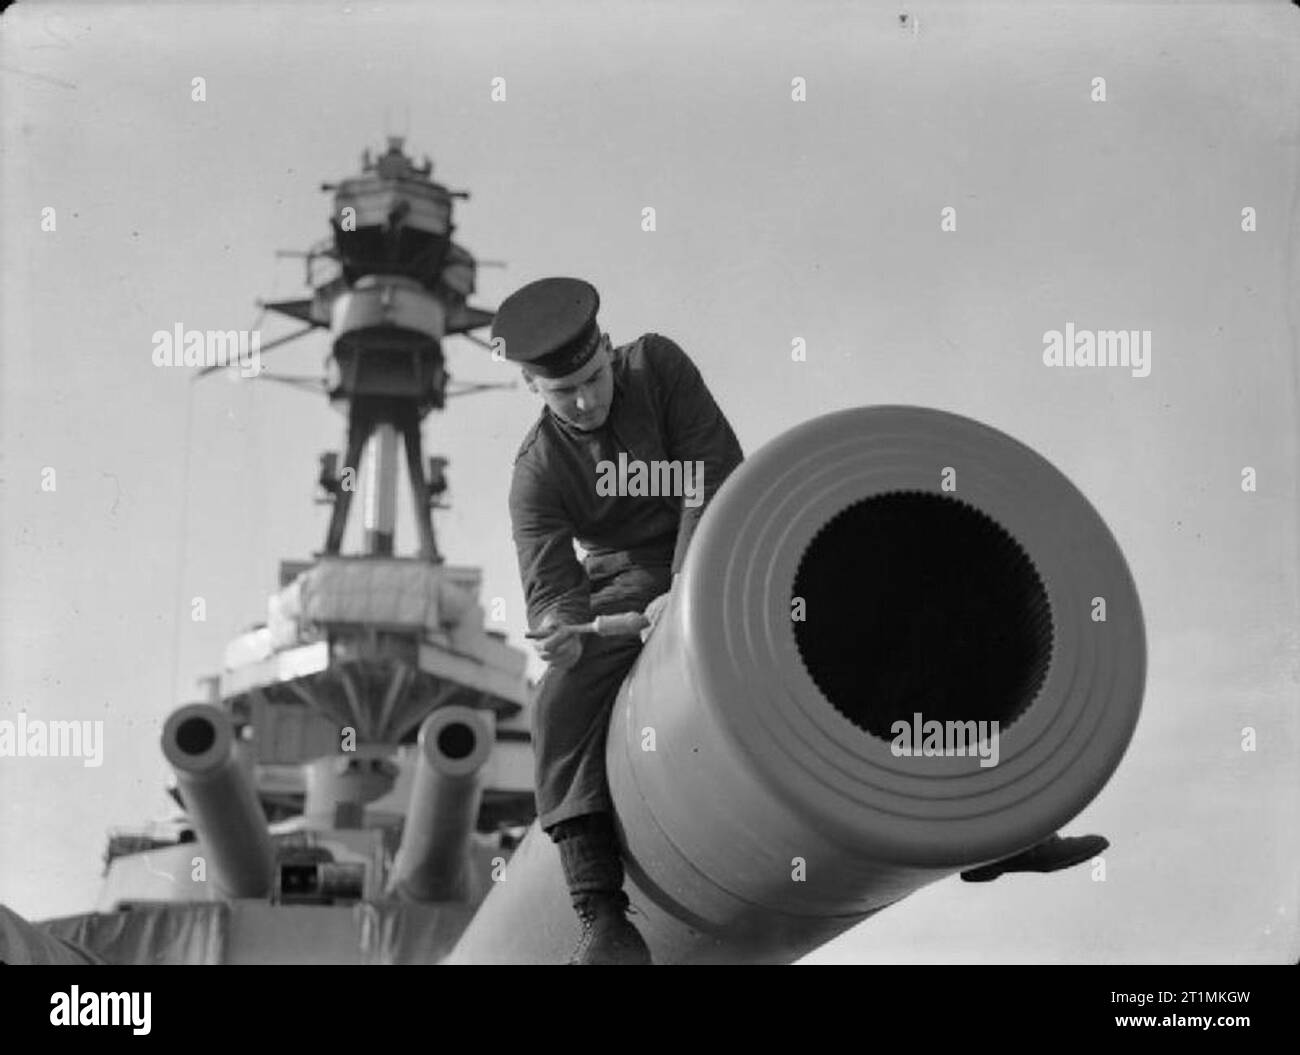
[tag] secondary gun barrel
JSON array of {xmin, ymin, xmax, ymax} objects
[
  {"xmin": 160, "ymin": 703, "xmax": 275, "ymax": 899},
  {"xmin": 449, "ymin": 405, "xmax": 1146, "ymax": 964},
  {"xmin": 390, "ymin": 706, "xmax": 494, "ymax": 902}
]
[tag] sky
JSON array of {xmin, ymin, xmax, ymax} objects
[{"xmin": 1, "ymin": 0, "xmax": 1298, "ymax": 963}]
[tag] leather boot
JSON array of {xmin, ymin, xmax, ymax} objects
[
  {"xmin": 569, "ymin": 889, "xmax": 651, "ymax": 965},
  {"xmin": 960, "ymin": 833, "xmax": 1109, "ymax": 882},
  {"xmin": 552, "ymin": 813, "xmax": 652, "ymax": 965}
]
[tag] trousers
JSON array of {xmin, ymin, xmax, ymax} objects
[{"xmin": 531, "ymin": 563, "xmax": 672, "ymax": 833}]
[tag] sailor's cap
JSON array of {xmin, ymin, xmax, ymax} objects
[{"xmin": 491, "ymin": 277, "xmax": 602, "ymax": 379}]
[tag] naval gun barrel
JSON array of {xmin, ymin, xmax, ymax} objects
[
  {"xmin": 161, "ymin": 703, "xmax": 275, "ymax": 898},
  {"xmin": 449, "ymin": 405, "xmax": 1146, "ymax": 964},
  {"xmin": 390, "ymin": 706, "xmax": 494, "ymax": 902}
]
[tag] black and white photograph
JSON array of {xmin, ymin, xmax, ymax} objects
[{"xmin": 1, "ymin": 0, "xmax": 1297, "ymax": 1008}]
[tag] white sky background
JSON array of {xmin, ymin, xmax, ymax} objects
[{"xmin": 1, "ymin": 0, "xmax": 1297, "ymax": 963}]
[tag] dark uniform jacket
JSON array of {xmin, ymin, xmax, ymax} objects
[{"xmin": 508, "ymin": 333, "xmax": 743, "ymax": 631}]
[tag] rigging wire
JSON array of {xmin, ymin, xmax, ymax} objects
[
  {"xmin": 167, "ymin": 377, "xmax": 198, "ymax": 706},
  {"xmin": 167, "ymin": 268, "xmax": 280, "ymax": 707}
]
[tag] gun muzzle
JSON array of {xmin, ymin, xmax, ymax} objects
[
  {"xmin": 161, "ymin": 703, "xmax": 274, "ymax": 899},
  {"xmin": 449, "ymin": 405, "xmax": 1146, "ymax": 964},
  {"xmin": 390, "ymin": 706, "xmax": 494, "ymax": 902}
]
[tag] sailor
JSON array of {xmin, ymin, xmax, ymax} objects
[{"xmin": 498, "ymin": 277, "xmax": 744, "ymax": 965}]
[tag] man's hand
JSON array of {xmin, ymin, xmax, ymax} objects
[
  {"xmin": 529, "ymin": 623, "xmax": 584, "ymax": 670},
  {"xmin": 641, "ymin": 589, "xmax": 672, "ymax": 642},
  {"xmin": 642, "ymin": 592, "xmax": 670, "ymax": 626}
]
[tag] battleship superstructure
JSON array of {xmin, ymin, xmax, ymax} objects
[{"xmin": 20, "ymin": 138, "xmax": 536, "ymax": 964}]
